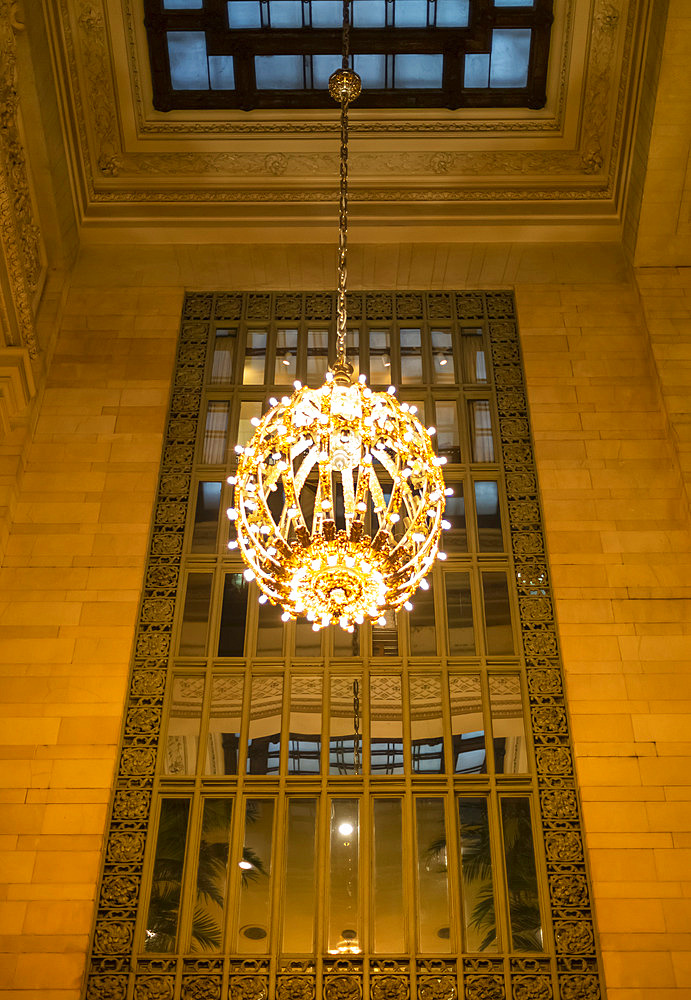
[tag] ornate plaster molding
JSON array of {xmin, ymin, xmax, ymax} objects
[
  {"xmin": 0, "ymin": 345, "xmax": 36, "ymax": 435},
  {"xmin": 0, "ymin": 0, "xmax": 44, "ymax": 357}
]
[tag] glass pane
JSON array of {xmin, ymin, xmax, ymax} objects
[
  {"xmin": 475, "ymin": 481, "xmax": 503, "ymax": 551},
  {"xmin": 354, "ymin": 53, "xmax": 386, "ymax": 88},
  {"xmin": 371, "ymin": 616, "xmax": 398, "ymax": 656},
  {"xmin": 330, "ymin": 676, "xmax": 361, "ymax": 775},
  {"xmin": 236, "ymin": 800, "xmax": 274, "ymax": 953},
  {"xmin": 445, "ymin": 572, "xmax": 475, "ymax": 655},
  {"xmin": 394, "ymin": 0, "xmax": 427, "ymax": 26},
  {"xmin": 373, "ymin": 799, "xmax": 405, "ymax": 952},
  {"xmin": 206, "ymin": 675, "xmax": 244, "ymax": 775},
  {"xmin": 164, "ymin": 675, "xmax": 204, "ymax": 775},
  {"xmin": 435, "ymin": 401, "xmax": 461, "ymax": 463},
  {"xmin": 210, "ymin": 328, "xmax": 236, "ymax": 383},
  {"xmin": 328, "ymin": 800, "xmax": 360, "ymax": 955},
  {"xmin": 247, "ymin": 676, "xmax": 282, "ymax": 775},
  {"xmin": 409, "ymin": 580, "xmax": 436, "ymax": 655},
  {"xmin": 353, "ymin": 0, "xmax": 386, "ymax": 26},
  {"xmin": 395, "ymin": 54, "xmax": 443, "ymax": 88},
  {"xmin": 482, "ymin": 572, "xmax": 514, "ymax": 655},
  {"xmin": 311, "ymin": 1, "xmax": 342, "ymax": 26},
  {"xmin": 269, "ymin": 0, "xmax": 303, "ymax": 27},
  {"xmin": 500, "ymin": 799, "xmax": 543, "ymax": 951},
  {"xmin": 370, "ymin": 675, "xmax": 403, "ymax": 775},
  {"xmin": 190, "ymin": 799, "xmax": 232, "ymax": 952},
  {"xmin": 179, "ymin": 572, "xmax": 212, "ymax": 656},
  {"xmin": 144, "ymin": 799, "xmax": 190, "ymax": 952},
  {"xmin": 489, "ymin": 674, "xmax": 528, "ymax": 774},
  {"xmin": 469, "ymin": 400, "xmax": 495, "ymax": 462},
  {"xmin": 462, "ymin": 330, "xmax": 488, "ymax": 382},
  {"xmin": 256, "ymin": 598, "xmax": 284, "ymax": 656},
  {"xmin": 218, "ymin": 573, "xmax": 248, "ymax": 657},
  {"xmin": 458, "ymin": 798, "xmax": 497, "ymax": 952},
  {"xmin": 490, "ymin": 29, "xmax": 532, "ymax": 88},
  {"xmin": 295, "ymin": 619, "xmax": 322, "ymax": 656},
  {"xmin": 255, "ymin": 54, "xmax": 304, "ymax": 89},
  {"xmin": 306, "ymin": 329, "xmax": 329, "ymax": 385},
  {"xmin": 228, "ymin": 1, "xmax": 262, "ymax": 28},
  {"xmin": 238, "ymin": 400, "xmax": 262, "ymax": 448},
  {"xmin": 465, "ymin": 53, "xmax": 490, "ymax": 88},
  {"xmin": 369, "ymin": 329, "xmax": 391, "ymax": 384},
  {"xmin": 431, "ymin": 329, "xmax": 455, "ymax": 383},
  {"xmin": 167, "ymin": 31, "xmax": 209, "ymax": 90},
  {"xmin": 289, "ymin": 675, "xmax": 322, "ymax": 775},
  {"xmin": 191, "ymin": 481, "xmax": 222, "ymax": 552},
  {"xmin": 165, "ymin": 0, "xmax": 203, "ymax": 7},
  {"xmin": 282, "ymin": 799, "xmax": 317, "ymax": 952},
  {"xmin": 209, "ymin": 55, "xmax": 235, "ymax": 89},
  {"xmin": 275, "ymin": 328, "xmax": 298, "ymax": 382},
  {"xmin": 437, "ymin": 0, "xmax": 470, "ymax": 26},
  {"xmin": 202, "ymin": 401, "xmax": 230, "ymax": 464},
  {"xmin": 416, "ymin": 798, "xmax": 450, "ymax": 953},
  {"xmin": 243, "ymin": 330, "xmax": 267, "ymax": 384},
  {"xmin": 400, "ymin": 328, "xmax": 423, "ymax": 384},
  {"xmin": 450, "ymin": 674, "xmax": 487, "ymax": 774},
  {"xmin": 442, "ymin": 485, "xmax": 467, "ymax": 553},
  {"xmin": 333, "ymin": 623, "xmax": 360, "ymax": 656},
  {"xmin": 411, "ymin": 674, "xmax": 445, "ymax": 774}
]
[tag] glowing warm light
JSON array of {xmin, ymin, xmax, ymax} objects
[
  {"xmin": 238, "ymin": 860, "xmax": 253, "ymax": 870},
  {"xmin": 338, "ymin": 821, "xmax": 354, "ymax": 836},
  {"xmin": 228, "ymin": 376, "xmax": 446, "ymax": 630}
]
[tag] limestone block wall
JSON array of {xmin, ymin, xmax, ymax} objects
[{"xmin": 0, "ymin": 244, "xmax": 690, "ymax": 1000}]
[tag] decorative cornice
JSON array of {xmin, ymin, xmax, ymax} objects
[
  {"xmin": 0, "ymin": 345, "xmax": 36, "ymax": 435},
  {"xmin": 0, "ymin": 0, "xmax": 44, "ymax": 357}
]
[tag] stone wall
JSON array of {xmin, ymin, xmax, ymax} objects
[{"xmin": 0, "ymin": 244, "xmax": 689, "ymax": 999}]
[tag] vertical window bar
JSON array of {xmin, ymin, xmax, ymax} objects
[{"xmin": 144, "ymin": 798, "xmax": 191, "ymax": 953}]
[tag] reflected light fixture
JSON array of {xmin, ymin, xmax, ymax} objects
[{"xmin": 227, "ymin": 0, "xmax": 447, "ymax": 632}]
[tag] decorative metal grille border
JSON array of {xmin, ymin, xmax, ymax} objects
[{"xmin": 83, "ymin": 291, "xmax": 604, "ymax": 1000}]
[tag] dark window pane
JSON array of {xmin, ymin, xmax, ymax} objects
[
  {"xmin": 474, "ymin": 481, "xmax": 503, "ymax": 552},
  {"xmin": 206, "ymin": 675, "xmax": 244, "ymax": 775},
  {"xmin": 489, "ymin": 674, "xmax": 528, "ymax": 773},
  {"xmin": 191, "ymin": 481, "xmax": 222, "ymax": 552},
  {"xmin": 179, "ymin": 572, "xmax": 213, "ymax": 656},
  {"xmin": 333, "ymin": 623, "xmax": 360, "ymax": 656},
  {"xmin": 256, "ymin": 597, "xmax": 284, "ymax": 656},
  {"xmin": 409, "ymin": 581, "xmax": 436, "ymax": 655},
  {"xmin": 275, "ymin": 328, "xmax": 298, "ymax": 382},
  {"xmin": 370, "ymin": 675, "xmax": 403, "ymax": 775},
  {"xmin": 445, "ymin": 572, "xmax": 475, "ymax": 655},
  {"xmin": 247, "ymin": 676, "xmax": 282, "ymax": 774},
  {"xmin": 431, "ymin": 329, "xmax": 455, "ymax": 384},
  {"xmin": 400, "ymin": 328, "xmax": 423, "ymax": 384},
  {"xmin": 450, "ymin": 674, "xmax": 487, "ymax": 774},
  {"xmin": 500, "ymin": 799, "xmax": 543, "ymax": 951},
  {"xmin": 289, "ymin": 675, "xmax": 322, "ymax": 775},
  {"xmin": 371, "ymin": 616, "xmax": 398, "ymax": 656},
  {"xmin": 435, "ymin": 401, "xmax": 461, "ymax": 463},
  {"xmin": 469, "ymin": 400, "xmax": 495, "ymax": 462},
  {"xmin": 458, "ymin": 798, "xmax": 497, "ymax": 952},
  {"xmin": 442, "ymin": 485, "xmax": 467, "ymax": 553},
  {"xmin": 145, "ymin": 798, "xmax": 190, "ymax": 952},
  {"xmin": 482, "ymin": 572, "xmax": 514, "ymax": 655},
  {"xmin": 218, "ymin": 573, "xmax": 248, "ymax": 656},
  {"xmin": 190, "ymin": 798, "xmax": 232, "ymax": 952},
  {"xmin": 411, "ymin": 674, "xmax": 445, "ymax": 773}
]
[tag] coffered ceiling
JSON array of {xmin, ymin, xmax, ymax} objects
[{"xmin": 41, "ymin": 0, "xmax": 654, "ymax": 242}]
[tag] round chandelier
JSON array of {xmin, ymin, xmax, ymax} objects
[{"xmin": 226, "ymin": 1, "xmax": 448, "ymax": 632}]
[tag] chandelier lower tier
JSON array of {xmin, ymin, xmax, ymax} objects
[{"xmin": 227, "ymin": 375, "xmax": 448, "ymax": 631}]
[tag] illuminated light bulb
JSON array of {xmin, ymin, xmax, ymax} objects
[
  {"xmin": 227, "ymin": 540, "xmax": 238, "ymax": 550},
  {"xmin": 355, "ymin": 614, "xmax": 364, "ymax": 625},
  {"xmin": 327, "ymin": 555, "xmax": 338, "ymax": 567},
  {"xmin": 325, "ymin": 371, "xmax": 334, "ymax": 382},
  {"xmin": 251, "ymin": 417, "xmax": 260, "ymax": 427},
  {"xmin": 312, "ymin": 623, "xmax": 321, "ymax": 631},
  {"xmin": 234, "ymin": 444, "xmax": 244, "ymax": 454},
  {"xmin": 363, "ymin": 387, "xmax": 372, "ymax": 398},
  {"xmin": 340, "ymin": 617, "xmax": 349, "ymax": 629},
  {"xmin": 420, "ymin": 579, "xmax": 429, "ymax": 590},
  {"xmin": 294, "ymin": 380, "xmax": 302, "ymax": 389},
  {"xmin": 260, "ymin": 525, "xmax": 271, "ymax": 534},
  {"xmin": 306, "ymin": 613, "xmax": 316, "ymax": 622},
  {"xmin": 269, "ymin": 397, "xmax": 278, "ymax": 406},
  {"xmin": 281, "ymin": 612, "xmax": 291, "ymax": 622},
  {"xmin": 404, "ymin": 601, "xmax": 413, "ymax": 612},
  {"xmin": 244, "ymin": 569, "xmax": 256, "ymax": 581},
  {"xmin": 321, "ymin": 615, "xmax": 330, "ymax": 627},
  {"xmin": 287, "ymin": 507, "xmax": 299, "ymax": 517},
  {"xmin": 410, "ymin": 405, "xmax": 418, "ymax": 414},
  {"xmin": 321, "ymin": 499, "xmax": 332, "ymax": 509},
  {"xmin": 358, "ymin": 374, "xmax": 367, "ymax": 383},
  {"xmin": 311, "ymin": 559, "xmax": 321, "ymax": 570},
  {"xmin": 356, "ymin": 502, "xmax": 367, "ymax": 512},
  {"xmin": 390, "ymin": 513, "xmax": 400, "ymax": 523},
  {"xmin": 281, "ymin": 396, "xmax": 290, "ymax": 405},
  {"xmin": 383, "ymin": 359, "xmax": 390, "ymax": 367},
  {"xmin": 377, "ymin": 616, "xmax": 387, "ymax": 627},
  {"xmin": 227, "ymin": 476, "xmax": 236, "ymax": 485},
  {"xmin": 444, "ymin": 487, "xmax": 454, "ymax": 496},
  {"xmin": 441, "ymin": 520, "xmax": 451, "ymax": 530},
  {"xmin": 412, "ymin": 532, "xmax": 424, "ymax": 542},
  {"xmin": 227, "ymin": 508, "xmax": 238, "ymax": 520},
  {"xmin": 338, "ymin": 822, "xmax": 354, "ymax": 836},
  {"xmin": 404, "ymin": 432, "xmax": 413, "ymax": 442},
  {"xmin": 438, "ymin": 551, "xmax": 447, "ymax": 561},
  {"xmin": 347, "ymin": 626, "xmax": 355, "ymax": 633},
  {"xmin": 267, "ymin": 546, "xmax": 277, "ymax": 556},
  {"xmin": 427, "ymin": 426, "xmax": 436, "ymax": 435},
  {"xmin": 401, "ymin": 403, "xmax": 409, "ymax": 412},
  {"xmin": 345, "ymin": 556, "xmax": 355, "ymax": 568},
  {"xmin": 258, "ymin": 594, "xmax": 268, "ymax": 604},
  {"xmin": 439, "ymin": 456, "xmax": 447, "ymax": 465},
  {"xmin": 282, "ymin": 359, "xmax": 291, "ymax": 366},
  {"xmin": 239, "ymin": 860, "xmax": 253, "ymax": 870},
  {"xmin": 440, "ymin": 358, "xmax": 447, "ymax": 366},
  {"xmin": 387, "ymin": 385, "xmax": 396, "ymax": 395}
]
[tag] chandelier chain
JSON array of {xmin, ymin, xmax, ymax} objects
[
  {"xmin": 353, "ymin": 679, "xmax": 361, "ymax": 776},
  {"xmin": 336, "ymin": 0, "xmax": 352, "ymax": 369}
]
